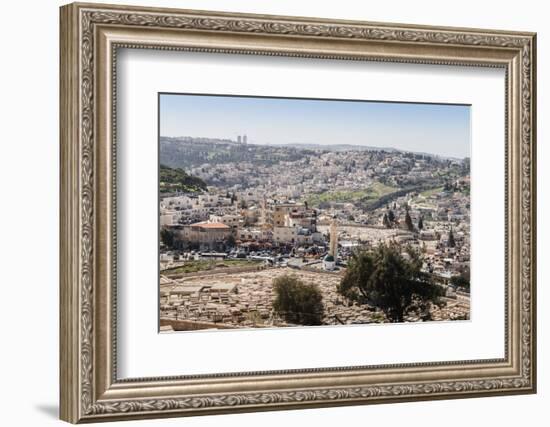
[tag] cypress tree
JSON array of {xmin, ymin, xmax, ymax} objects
[
  {"xmin": 448, "ymin": 228, "xmax": 456, "ymax": 248},
  {"xmin": 405, "ymin": 211, "xmax": 414, "ymax": 232},
  {"xmin": 383, "ymin": 213, "xmax": 391, "ymax": 228}
]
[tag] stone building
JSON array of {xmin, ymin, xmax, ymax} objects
[{"xmin": 181, "ymin": 221, "xmax": 231, "ymax": 250}]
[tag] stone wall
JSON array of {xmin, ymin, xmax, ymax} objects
[{"xmin": 160, "ymin": 317, "xmax": 236, "ymax": 331}]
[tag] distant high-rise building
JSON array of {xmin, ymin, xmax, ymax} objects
[
  {"xmin": 237, "ymin": 135, "xmax": 242, "ymax": 144},
  {"xmin": 243, "ymin": 134, "xmax": 248, "ymax": 144}
]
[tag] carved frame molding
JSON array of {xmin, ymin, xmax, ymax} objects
[{"xmin": 60, "ymin": 2, "xmax": 536, "ymax": 423}]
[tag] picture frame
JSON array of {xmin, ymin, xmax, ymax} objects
[{"xmin": 59, "ymin": 2, "xmax": 537, "ymax": 423}]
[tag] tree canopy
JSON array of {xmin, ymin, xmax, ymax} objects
[
  {"xmin": 159, "ymin": 164, "xmax": 207, "ymax": 193},
  {"xmin": 160, "ymin": 228, "xmax": 176, "ymax": 249},
  {"xmin": 338, "ymin": 244, "xmax": 443, "ymax": 322},
  {"xmin": 448, "ymin": 228, "xmax": 456, "ymax": 248},
  {"xmin": 383, "ymin": 213, "xmax": 391, "ymax": 228},
  {"xmin": 450, "ymin": 274, "xmax": 469, "ymax": 290},
  {"xmin": 225, "ymin": 234, "xmax": 236, "ymax": 248},
  {"xmin": 405, "ymin": 211, "xmax": 414, "ymax": 232},
  {"xmin": 273, "ymin": 275, "xmax": 324, "ymax": 326}
]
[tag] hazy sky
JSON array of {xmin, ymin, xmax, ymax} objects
[{"xmin": 160, "ymin": 93, "xmax": 471, "ymax": 158}]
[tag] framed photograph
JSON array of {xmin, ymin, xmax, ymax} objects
[{"xmin": 60, "ymin": 2, "xmax": 537, "ymax": 423}]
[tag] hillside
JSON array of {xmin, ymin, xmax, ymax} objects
[
  {"xmin": 160, "ymin": 137, "xmax": 456, "ymax": 173},
  {"xmin": 160, "ymin": 136, "xmax": 319, "ymax": 170},
  {"xmin": 159, "ymin": 164, "xmax": 207, "ymax": 193}
]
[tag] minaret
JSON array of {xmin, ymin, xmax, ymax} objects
[
  {"xmin": 329, "ymin": 217, "xmax": 338, "ymax": 259},
  {"xmin": 259, "ymin": 197, "xmax": 267, "ymax": 226}
]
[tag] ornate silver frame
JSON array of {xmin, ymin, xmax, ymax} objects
[{"xmin": 60, "ymin": 2, "xmax": 536, "ymax": 423}]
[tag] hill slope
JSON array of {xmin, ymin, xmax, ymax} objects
[
  {"xmin": 160, "ymin": 136, "xmax": 318, "ymax": 170},
  {"xmin": 159, "ymin": 164, "xmax": 207, "ymax": 193}
]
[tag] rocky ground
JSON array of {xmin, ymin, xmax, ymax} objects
[{"xmin": 160, "ymin": 267, "xmax": 470, "ymax": 330}]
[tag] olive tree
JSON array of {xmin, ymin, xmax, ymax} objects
[
  {"xmin": 273, "ymin": 275, "xmax": 324, "ymax": 326},
  {"xmin": 338, "ymin": 244, "xmax": 443, "ymax": 322}
]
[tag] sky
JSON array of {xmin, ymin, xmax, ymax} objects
[{"xmin": 160, "ymin": 93, "xmax": 471, "ymax": 159}]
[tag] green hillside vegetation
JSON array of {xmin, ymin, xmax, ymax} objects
[
  {"xmin": 160, "ymin": 137, "xmax": 317, "ymax": 170},
  {"xmin": 159, "ymin": 164, "xmax": 207, "ymax": 193},
  {"xmin": 305, "ymin": 181, "xmax": 396, "ymax": 207},
  {"xmin": 420, "ymin": 186, "xmax": 444, "ymax": 198}
]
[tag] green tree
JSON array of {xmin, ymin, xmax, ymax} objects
[
  {"xmin": 159, "ymin": 164, "xmax": 207, "ymax": 193},
  {"xmin": 338, "ymin": 244, "xmax": 443, "ymax": 322},
  {"xmin": 383, "ymin": 213, "xmax": 391, "ymax": 228},
  {"xmin": 160, "ymin": 228, "xmax": 176, "ymax": 249},
  {"xmin": 273, "ymin": 275, "xmax": 324, "ymax": 326},
  {"xmin": 226, "ymin": 234, "xmax": 236, "ymax": 248},
  {"xmin": 448, "ymin": 228, "xmax": 456, "ymax": 248},
  {"xmin": 450, "ymin": 274, "xmax": 469, "ymax": 290},
  {"xmin": 450, "ymin": 266, "xmax": 470, "ymax": 290},
  {"xmin": 418, "ymin": 216, "xmax": 424, "ymax": 230},
  {"xmin": 405, "ymin": 211, "xmax": 414, "ymax": 232},
  {"xmin": 387, "ymin": 209, "xmax": 396, "ymax": 223}
]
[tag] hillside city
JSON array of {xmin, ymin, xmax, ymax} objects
[{"xmin": 159, "ymin": 136, "xmax": 471, "ymax": 331}]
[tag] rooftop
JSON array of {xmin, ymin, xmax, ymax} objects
[{"xmin": 191, "ymin": 222, "xmax": 230, "ymax": 229}]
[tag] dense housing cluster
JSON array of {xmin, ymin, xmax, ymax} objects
[{"xmin": 159, "ymin": 137, "xmax": 471, "ymax": 330}]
